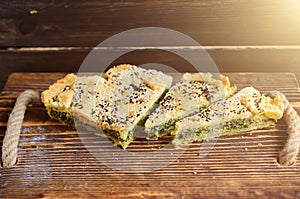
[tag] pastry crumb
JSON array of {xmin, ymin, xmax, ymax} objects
[{"xmin": 29, "ymin": 9, "xmax": 38, "ymax": 14}]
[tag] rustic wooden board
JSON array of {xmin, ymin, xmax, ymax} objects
[{"xmin": 1, "ymin": 72, "xmax": 300, "ymax": 198}]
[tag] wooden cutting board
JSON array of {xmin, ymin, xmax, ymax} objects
[{"xmin": 1, "ymin": 72, "xmax": 300, "ymax": 198}]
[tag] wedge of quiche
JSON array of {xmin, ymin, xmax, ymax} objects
[
  {"xmin": 172, "ymin": 87, "xmax": 284, "ymax": 145},
  {"xmin": 41, "ymin": 74, "xmax": 107, "ymax": 125},
  {"xmin": 144, "ymin": 72, "xmax": 237, "ymax": 140},
  {"xmin": 41, "ymin": 73, "xmax": 77, "ymax": 126},
  {"xmin": 94, "ymin": 64, "xmax": 173, "ymax": 148},
  {"xmin": 41, "ymin": 64, "xmax": 173, "ymax": 149},
  {"xmin": 72, "ymin": 75, "xmax": 111, "ymax": 128}
]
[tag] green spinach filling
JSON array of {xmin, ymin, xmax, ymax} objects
[
  {"xmin": 104, "ymin": 130, "xmax": 133, "ymax": 143},
  {"xmin": 173, "ymin": 128, "xmax": 208, "ymax": 145},
  {"xmin": 147, "ymin": 119, "xmax": 177, "ymax": 139},
  {"xmin": 147, "ymin": 103, "xmax": 211, "ymax": 139},
  {"xmin": 173, "ymin": 118, "xmax": 276, "ymax": 145},
  {"xmin": 49, "ymin": 109, "xmax": 133, "ymax": 149},
  {"xmin": 49, "ymin": 108, "xmax": 74, "ymax": 127},
  {"xmin": 223, "ymin": 118, "xmax": 275, "ymax": 133},
  {"xmin": 102, "ymin": 130, "xmax": 134, "ymax": 149},
  {"xmin": 74, "ymin": 116, "xmax": 134, "ymax": 149}
]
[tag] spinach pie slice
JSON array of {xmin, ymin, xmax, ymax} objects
[
  {"xmin": 41, "ymin": 74, "xmax": 108, "ymax": 127},
  {"xmin": 145, "ymin": 72, "xmax": 237, "ymax": 140},
  {"xmin": 172, "ymin": 87, "xmax": 284, "ymax": 145},
  {"xmin": 41, "ymin": 64, "xmax": 173, "ymax": 149},
  {"xmin": 41, "ymin": 73, "xmax": 77, "ymax": 126},
  {"xmin": 96, "ymin": 64, "xmax": 173, "ymax": 148},
  {"xmin": 72, "ymin": 75, "xmax": 111, "ymax": 128}
]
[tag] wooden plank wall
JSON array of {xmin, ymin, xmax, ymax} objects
[{"xmin": 1, "ymin": 0, "xmax": 300, "ymax": 90}]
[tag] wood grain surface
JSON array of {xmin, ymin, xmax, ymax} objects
[
  {"xmin": 1, "ymin": 0, "xmax": 300, "ymax": 47},
  {"xmin": 1, "ymin": 47, "xmax": 300, "ymax": 93},
  {"xmin": 2, "ymin": 47, "xmax": 300, "ymax": 72},
  {"xmin": 1, "ymin": 72, "xmax": 300, "ymax": 198},
  {"xmin": 1, "ymin": 0, "xmax": 300, "ymax": 92}
]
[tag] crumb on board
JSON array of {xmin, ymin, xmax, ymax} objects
[{"xmin": 29, "ymin": 9, "xmax": 38, "ymax": 14}]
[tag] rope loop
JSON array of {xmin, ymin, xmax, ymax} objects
[
  {"xmin": 1, "ymin": 90, "xmax": 39, "ymax": 168},
  {"xmin": 269, "ymin": 90, "xmax": 300, "ymax": 166}
]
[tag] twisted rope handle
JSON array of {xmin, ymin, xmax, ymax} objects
[
  {"xmin": 2, "ymin": 90, "xmax": 39, "ymax": 168},
  {"xmin": 269, "ymin": 90, "xmax": 300, "ymax": 166}
]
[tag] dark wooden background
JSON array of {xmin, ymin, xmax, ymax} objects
[{"xmin": 1, "ymin": 0, "xmax": 300, "ymax": 91}]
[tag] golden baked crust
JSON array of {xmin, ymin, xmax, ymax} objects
[
  {"xmin": 41, "ymin": 65, "xmax": 173, "ymax": 149},
  {"xmin": 104, "ymin": 64, "xmax": 137, "ymax": 79},
  {"xmin": 172, "ymin": 87, "xmax": 284, "ymax": 145},
  {"xmin": 145, "ymin": 72, "xmax": 236, "ymax": 140},
  {"xmin": 97, "ymin": 65, "xmax": 173, "ymax": 142},
  {"xmin": 41, "ymin": 73, "xmax": 77, "ymax": 108},
  {"xmin": 41, "ymin": 70, "xmax": 285, "ymax": 149},
  {"xmin": 41, "ymin": 74, "xmax": 77, "ymax": 126},
  {"xmin": 72, "ymin": 75, "xmax": 108, "ymax": 126}
]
